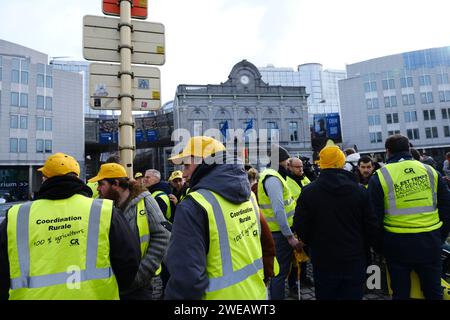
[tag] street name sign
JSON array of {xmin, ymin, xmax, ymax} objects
[
  {"xmin": 89, "ymin": 63, "xmax": 161, "ymax": 111},
  {"xmin": 83, "ymin": 15, "xmax": 165, "ymax": 65}
]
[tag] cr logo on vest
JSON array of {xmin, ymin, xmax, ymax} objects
[
  {"xmin": 70, "ymin": 238, "xmax": 80, "ymax": 246},
  {"xmin": 404, "ymin": 168, "xmax": 415, "ymax": 174},
  {"xmin": 139, "ymin": 210, "xmax": 146, "ymax": 216}
]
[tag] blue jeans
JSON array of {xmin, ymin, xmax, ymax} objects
[
  {"xmin": 313, "ymin": 260, "xmax": 366, "ymax": 300},
  {"xmin": 386, "ymin": 259, "xmax": 442, "ymax": 300},
  {"xmin": 270, "ymin": 233, "xmax": 293, "ymax": 300}
]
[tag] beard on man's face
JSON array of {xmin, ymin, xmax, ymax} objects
[{"xmin": 101, "ymin": 186, "xmax": 121, "ymax": 202}]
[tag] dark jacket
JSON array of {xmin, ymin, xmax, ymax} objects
[
  {"xmin": 148, "ymin": 181, "xmax": 173, "ymax": 221},
  {"xmin": 293, "ymin": 169, "xmax": 377, "ymax": 271},
  {"xmin": 164, "ymin": 155, "xmax": 272, "ymax": 299},
  {"xmin": 0, "ymin": 175, "xmax": 140, "ymax": 300},
  {"xmin": 368, "ymin": 152, "xmax": 450, "ymax": 263}
]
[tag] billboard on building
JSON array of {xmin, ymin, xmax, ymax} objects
[{"xmin": 311, "ymin": 113, "xmax": 342, "ymax": 157}]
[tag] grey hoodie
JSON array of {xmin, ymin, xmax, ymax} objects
[
  {"xmin": 164, "ymin": 157, "xmax": 252, "ymax": 299},
  {"xmin": 121, "ymin": 190, "xmax": 170, "ymax": 292}
]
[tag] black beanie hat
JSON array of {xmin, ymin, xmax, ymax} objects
[{"xmin": 278, "ymin": 145, "xmax": 290, "ymax": 162}]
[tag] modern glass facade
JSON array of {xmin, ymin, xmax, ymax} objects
[{"xmin": 340, "ymin": 46, "xmax": 450, "ymax": 163}]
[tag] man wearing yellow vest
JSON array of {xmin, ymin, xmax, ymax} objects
[
  {"xmin": 0, "ymin": 153, "xmax": 140, "ymax": 300},
  {"xmin": 165, "ymin": 136, "xmax": 266, "ymax": 299},
  {"xmin": 257, "ymin": 145, "xmax": 303, "ymax": 300},
  {"xmin": 89, "ymin": 163, "xmax": 170, "ymax": 300},
  {"xmin": 144, "ymin": 169, "xmax": 174, "ymax": 223},
  {"xmin": 368, "ymin": 134, "xmax": 450, "ymax": 299}
]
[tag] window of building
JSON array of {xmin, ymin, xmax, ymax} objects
[
  {"xmin": 388, "ymin": 130, "xmax": 401, "ymax": 136},
  {"xmin": 407, "ymin": 128, "xmax": 420, "ymax": 140},
  {"xmin": 10, "ymin": 115, "xmax": 18, "ymax": 129},
  {"xmin": 384, "ymin": 95, "xmax": 397, "ymax": 108},
  {"xmin": 400, "ymin": 76, "xmax": 413, "ymax": 88},
  {"xmin": 19, "ymin": 138, "xmax": 27, "ymax": 153},
  {"xmin": 382, "ymin": 78, "xmax": 395, "ymax": 90},
  {"xmin": 20, "ymin": 115, "xmax": 27, "ymax": 129},
  {"xmin": 369, "ymin": 132, "xmax": 382, "ymax": 143},
  {"xmin": 11, "ymin": 58, "xmax": 19, "ymax": 83},
  {"xmin": 36, "ymin": 117, "xmax": 44, "ymax": 131},
  {"xmin": 45, "ymin": 140, "xmax": 52, "ymax": 153},
  {"xmin": 437, "ymin": 73, "xmax": 449, "ymax": 85},
  {"xmin": 19, "ymin": 93, "xmax": 28, "ymax": 107},
  {"xmin": 9, "ymin": 138, "xmax": 18, "ymax": 153},
  {"xmin": 366, "ymin": 98, "xmax": 379, "ymax": 109},
  {"xmin": 364, "ymin": 81, "xmax": 377, "ymax": 93},
  {"xmin": 11, "ymin": 92, "xmax": 19, "ymax": 106},
  {"xmin": 438, "ymin": 90, "xmax": 450, "ymax": 102},
  {"xmin": 193, "ymin": 120, "xmax": 203, "ymax": 136},
  {"xmin": 420, "ymin": 92, "xmax": 433, "ymax": 104},
  {"xmin": 45, "ymin": 118, "xmax": 52, "ymax": 131},
  {"xmin": 386, "ymin": 113, "xmax": 399, "ymax": 124},
  {"xmin": 267, "ymin": 121, "xmax": 279, "ymax": 141},
  {"xmin": 404, "ymin": 111, "xmax": 418, "ymax": 122},
  {"xmin": 402, "ymin": 94, "xmax": 415, "ymax": 106},
  {"xmin": 368, "ymin": 115, "xmax": 380, "ymax": 126},
  {"xmin": 289, "ymin": 121, "xmax": 298, "ymax": 141},
  {"xmin": 444, "ymin": 126, "xmax": 450, "ymax": 137},
  {"xmin": 419, "ymin": 75, "xmax": 432, "ymax": 86},
  {"xmin": 442, "ymin": 108, "xmax": 450, "ymax": 119},
  {"xmin": 36, "ymin": 139, "xmax": 44, "ymax": 153},
  {"xmin": 37, "ymin": 95, "xmax": 44, "ymax": 109},
  {"xmin": 45, "ymin": 96, "xmax": 52, "ymax": 110},
  {"xmin": 37, "ymin": 74, "xmax": 44, "ymax": 87},
  {"xmin": 425, "ymin": 127, "xmax": 438, "ymax": 139},
  {"xmin": 46, "ymin": 75, "xmax": 53, "ymax": 88},
  {"xmin": 423, "ymin": 109, "xmax": 436, "ymax": 121}
]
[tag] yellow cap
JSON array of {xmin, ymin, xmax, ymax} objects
[
  {"xmin": 134, "ymin": 172, "xmax": 143, "ymax": 179},
  {"xmin": 319, "ymin": 146, "xmax": 346, "ymax": 169},
  {"xmin": 169, "ymin": 170, "xmax": 183, "ymax": 181},
  {"xmin": 168, "ymin": 136, "xmax": 226, "ymax": 161},
  {"xmin": 38, "ymin": 153, "xmax": 80, "ymax": 178},
  {"xmin": 88, "ymin": 163, "xmax": 128, "ymax": 183}
]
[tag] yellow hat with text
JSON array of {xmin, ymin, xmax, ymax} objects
[
  {"xmin": 88, "ymin": 163, "xmax": 128, "ymax": 183},
  {"xmin": 169, "ymin": 170, "xmax": 183, "ymax": 181},
  {"xmin": 38, "ymin": 153, "xmax": 80, "ymax": 178}
]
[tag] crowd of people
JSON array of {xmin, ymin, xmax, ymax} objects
[{"xmin": 0, "ymin": 133, "xmax": 450, "ymax": 300}]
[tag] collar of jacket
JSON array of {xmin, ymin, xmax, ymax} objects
[
  {"xmin": 35, "ymin": 175, "xmax": 93, "ymax": 200},
  {"xmin": 386, "ymin": 152, "xmax": 413, "ymax": 164},
  {"xmin": 278, "ymin": 165, "xmax": 289, "ymax": 180}
]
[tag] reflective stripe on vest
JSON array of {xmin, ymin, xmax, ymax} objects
[
  {"xmin": 377, "ymin": 160, "xmax": 442, "ymax": 233},
  {"xmin": 286, "ymin": 176, "xmax": 301, "ymax": 204},
  {"xmin": 136, "ymin": 198, "xmax": 150, "ymax": 257},
  {"xmin": 10, "ymin": 199, "xmax": 113, "ymax": 290},
  {"xmin": 152, "ymin": 190, "xmax": 171, "ymax": 220},
  {"xmin": 189, "ymin": 189, "xmax": 265, "ymax": 299},
  {"xmin": 379, "ymin": 163, "xmax": 437, "ymax": 216}
]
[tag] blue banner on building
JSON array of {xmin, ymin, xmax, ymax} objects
[
  {"xmin": 326, "ymin": 113, "xmax": 341, "ymax": 141},
  {"xmin": 136, "ymin": 129, "xmax": 145, "ymax": 143},
  {"xmin": 146, "ymin": 129, "xmax": 159, "ymax": 142}
]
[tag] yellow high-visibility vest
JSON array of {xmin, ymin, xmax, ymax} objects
[
  {"xmin": 152, "ymin": 190, "xmax": 172, "ymax": 221},
  {"xmin": 257, "ymin": 169, "xmax": 296, "ymax": 232},
  {"xmin": 136, "ymin": 198, "xmax": 161, "ymax": 275},
  {"xmin": 376, "ymin": 160, "xmax": 442, "ymax": 233},
  {"xmin": 189, "ymin": 189, "xmax": 266, "ymax": 300},
  {"xmin": 7, "ymin": 194, "xmax": 119, "ymax": 300}
]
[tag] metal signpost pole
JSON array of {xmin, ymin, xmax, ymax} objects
[{"xmin": 118, "ymin": 0, "xmax": 134, "ymax": 177}]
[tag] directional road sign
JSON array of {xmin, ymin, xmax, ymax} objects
[
  {"xmin": 89, "ymin": 63, "xmax": 161, "ymax": 111},
  {"xmin": 83, "ymin": 15, "xmax": 165, "ymax": 65},
  {"xmin": 103, "ymin": 0, "xmax": 148, "ymax": 20}
]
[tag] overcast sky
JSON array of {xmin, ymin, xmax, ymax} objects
[{"xmin": 1, "ymin": 0, "xmax": 450, "ymax": 103}]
